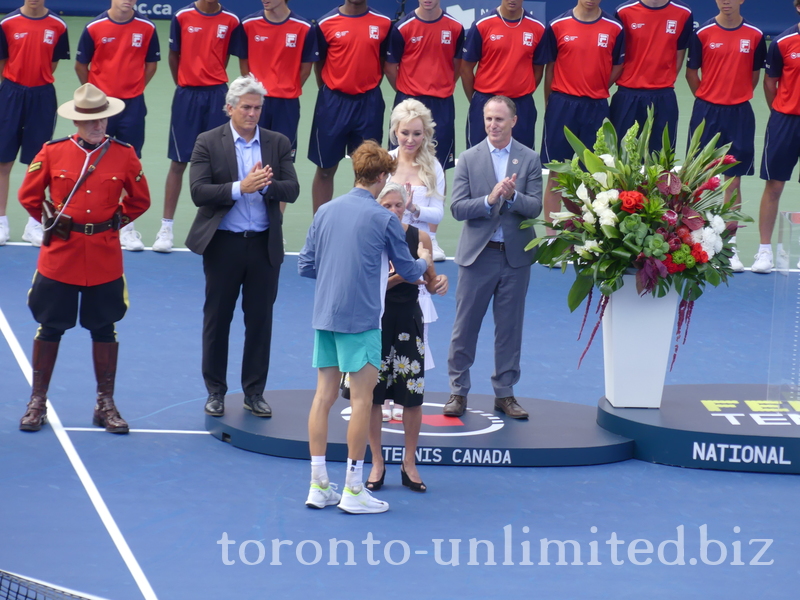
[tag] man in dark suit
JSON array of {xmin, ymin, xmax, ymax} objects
[
  {"xmin": 444, "ymin": 95, "xmax": 543, "ymax": 419},
  {"xmin": 186, "ymin": 75, "xmax": 299, "ymax": 417}
]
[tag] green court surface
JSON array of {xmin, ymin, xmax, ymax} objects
[{"xmin": 3, "ymin": 16, "xmax": 799, "ymax": 264}]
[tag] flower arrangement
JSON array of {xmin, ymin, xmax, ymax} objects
[{"xmin": 524, "ymin": 110, "xmax": 751, "ymax": 365}]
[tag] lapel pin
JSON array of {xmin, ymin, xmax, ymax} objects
[{"xmin": 512, "ymin": 159, "xmax": 519, "ymax": 165}]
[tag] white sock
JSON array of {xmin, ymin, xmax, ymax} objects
[
  {"xmin": 0, "ymin": 215, "xmax": 8, "ymax": 226},
  {"xmin": 161, "ymin": 218, "xmax": 173, "ymax": 229},
  {"xmin": 429, "ymin": 232, "xmax": 437, "ymax": 242},
  {"xmin": 122, "ymin": 222, "xmax": 135, "ymax": 232},
  {"xmin": 311, "ymin": 455, "xmax": 328, "ymax": 487},
  {"xmin": 345, "ymin": 458, "xmax": 364, "ymax": 493},
  {"xmin": 27, "ymin": 216, "xmax": 38, "ymax": 226},
  {"xmin": 759, "ymin": 244, "xmax": 772, "ymax": 254}
]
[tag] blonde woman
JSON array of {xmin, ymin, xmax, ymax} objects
[{"xmin": 386, "ymin": 99, "xmax": 446, "ymax": 421}]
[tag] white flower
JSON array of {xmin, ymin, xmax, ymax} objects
[
  {"xmin": 342, "ymin": 374, "xmax": 350, "ymax": 388},
  {"xmin": 692, "ymin": 226, "xmax": 722, "ymax": 258},
  {"xmin": 599, "ymin": 154, "xmax": 616, "ymax": 168},
  {"xmin": 416, "ymin": 337, "xmax": 425, "ymax": 356},
  {"xmin": 398, "ymin": 332, "xmax": 410, "ymax": 341},
  {"xmin": 406, "ymin": 377, "xmax": 425, "ymax": 393},
  {"xmin": 691, "ymin": 229, "xmax": 703, "ymax": 245},
  {"xmin": 582, "ymin": 210, "xmax": 596, "ymax": 225},
  {"xmin": 576, "ymin": 240, "xmax": 601, "ymax": 258},
  {"xmin": 593, "ymin": 189, "xmax": 619, "ymax": 210},
  {"xmin": 409, "ymin": 360, "xmax": 421, "ymax": 375},
  {"xmin": 598, "ymin": 209, "xmax": 618, "ymax": 227},
  {"xmin": 592, "ymin": 172, "xmax": 609, "ymax": 188},
  {"xmin": 550, "ymin": 211, "xmax": 575, "ymax": 225},
  {"xmin": 394, "ymin": 355, "xmax": 411, "ymax": 376},
  {"xmin": 709, "ymin": 214, "xmax": 726, "ymax": 235},
  {"xmin": 576, "ymin": 183, "xmax": 590, "ymax": 202}
]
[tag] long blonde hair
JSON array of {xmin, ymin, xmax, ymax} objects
[{"xmin": 388, "ymin": 99, "xmax": 442, "ymax": 199}]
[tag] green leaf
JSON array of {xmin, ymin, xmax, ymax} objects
[
  {"xmin": 567, "ymin": 275, "xmax": 594, "ymax": 312},
  {"xmin": 582, "ymin": 149, "xmax": 607, "ymax": 174},
  {"xmin": 600, "ymin": 224, "xmax": 622, "ymax": 239},
  {"xmin": 564, "ymin": 126, "xmax": 589, "ymax": 160}
]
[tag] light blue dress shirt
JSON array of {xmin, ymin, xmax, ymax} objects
[
  {"xmin": 298, "ymin": 187, "xmax": 428, "ymax": 333},
  {"xmin": 484, "ymin": 137, "xmax": 516, "ymax": 243},
  {"xmin": 219, "ymin": 122, "xmax": 269, "ymax": 232}
]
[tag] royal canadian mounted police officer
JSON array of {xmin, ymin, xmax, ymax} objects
[{"xmin": 17, "ymin": 83, "xmax": 151, "ymax": 434}]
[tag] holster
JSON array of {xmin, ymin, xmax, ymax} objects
[{"xmin": 41, "ymin": 201, "xmax": 72, "ymax": 246}]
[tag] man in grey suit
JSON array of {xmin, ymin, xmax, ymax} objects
[
  {"xmin": 444, "ymin": 95, "xmax": 542, "ymax": 419},
  {"xmin": 186, "ymin": 75, "xmax": 299, "ymax": 418}
]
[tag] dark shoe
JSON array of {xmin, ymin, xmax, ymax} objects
[
  {"xmin": 443, "ymin": 394, "xmax": 466, "ymax": 417},
  {"xmin": 494, "ymin": 396, "xmax": 529, "ymax": 419},
  {"xmin": 20, "ymin": 397, "xmax": 48, "ymax": 432},
  {"xmin": 365, "ymin": 466, "xmax": 386, "ymax": 492},
  {"xmin": 93, "ymin": 397, "xmax": 129, "ymax": 434},
  {"xmin": 243, "ymin": 394, "xmax": 272, "ymax": 417},
  {"xmin": 205, "ymin": 393, "xmax": 224, "ymax": 416},
  {"xmin": 19, "ymin": 339, "xmax": 59, "ymax": 432},
  {"xmin": 401, "ymin": 465, "xmax": 427, "ymax": 493},
  {"xmin": 92, "ymin": 341, "xmax": 128, "ymax": 433}
]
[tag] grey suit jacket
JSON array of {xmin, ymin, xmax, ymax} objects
[
  {"xmin": 451, "ymin": 138, "xmax": 543, "ymax": 268},
  {"xmin": 185, "ymin": 122, "xmax": 300, "ymax": 264}
]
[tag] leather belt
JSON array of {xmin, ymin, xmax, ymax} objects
[
  {"xmin": 70, "ymin": 218, "xmax": 116, "ymax": 236},
  {"xmin": 486, "ymin": 241, "xmax": 505, "ymax": 251},
  {"xmin": 218, "ymin": 229, "xmax": 268, "ymax": 238}
]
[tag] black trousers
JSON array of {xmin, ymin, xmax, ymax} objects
[
  {"xmin": 201, "ymin": 229, "xmax": 280, "ymax": 396},
  {"xmin": 28, "ymin": 272, "xmax": 125, "ymax": 342}
]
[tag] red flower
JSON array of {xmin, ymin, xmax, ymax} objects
[
  {"xmin": 662, "ymin": 255, "xmax": 686, "ymax": 274},
  {"xmin": 675, "ymin": 224, "xmax": 693, "ymax": 245},
  {"xmin": 693, "ymin": 176, "xmax": 721, "ymax": 199},
  {"xmin": 708, "ymin": 155, "xmax": 737, "ymax": 169},
  {"xmin": 691, "ymin": 243, "xmax": 709, "ymax": 264},
  {"xmin": 619, "ymin": 190, "xmax": 646, "ymax": 213}
]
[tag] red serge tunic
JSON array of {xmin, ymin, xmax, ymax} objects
[{"xmin": 19, "ymin": 135, "xmax": 151, "ymax": 287}]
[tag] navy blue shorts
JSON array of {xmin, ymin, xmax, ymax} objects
[
  {"xmin": 392, "ymin": 92, "xmax": 456, "ymax": 170},
  {"xmin": 467, "ymin": 91, "xmax": 536, "ymax": 150},
  {"xmin": 689, "ymin": 98, "xmax": 755, "ymax": 178},
  {"xmin": 168, "ymin": 84, "xmax": 228, "ymax": 163},
  {"xmin": 761, "ymin": 110, "xmax": 800, "ymax": 182},
  {"xmin": 0, "ymin": 80, "xmax": 57, "ymax": 164},
  {"xmin": 259, "ymin": 96, "xmax": 301, "ymax": 162},
  {"xmin": 610, "ymin": 86, "xmax": 678, "ymax": 152},
  {"xmin": 107, "ymin": 95, "xmax": 147, "ymax": 158},
  {"xmin": 542, "ymin": 92, "xmax": 609, "ymax": 164},
  {"xmin": 308, "ymin": 85, "xmax": 385, "ymax": 169}
]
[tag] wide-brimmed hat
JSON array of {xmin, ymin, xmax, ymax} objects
[{"xmin": 57, "ymin": 83, "xmax": 125, "ymax": 121}]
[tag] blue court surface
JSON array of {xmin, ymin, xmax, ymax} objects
[{"xmin": 0, "ymin": 245, "xmax": 796, "ymax": 599}]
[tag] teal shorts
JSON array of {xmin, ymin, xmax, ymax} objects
[{"xmin": 313, "ymin": 329, "xmax": 382, "ymax": 373}]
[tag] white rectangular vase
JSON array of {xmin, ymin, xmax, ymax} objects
[{"xmin": 602, "ymin": 276, "xmax": 679, "ymax": 408}]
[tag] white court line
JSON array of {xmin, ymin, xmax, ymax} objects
[
  {"xmin": 0, "ymin": 307, "xmax": 158, "ymax": 600},
  {"xmin": 65, "ymin": 428, "xmax": 209, "ymax": 434}
]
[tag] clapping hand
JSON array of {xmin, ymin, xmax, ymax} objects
[
  {"xmin": 487, "ymin": 173, "xmax": 517, "ymax": 205},
  {"xmin": 241, "ymin": 162, "xmax": 272, "ymax": 194}
]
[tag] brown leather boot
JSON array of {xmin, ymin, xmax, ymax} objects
[
  {"xmin": 20, "ymin": 339, "xmax": 59, "ymax": 432},
  {"xmin": 91, "ymin": 341, "xmax": 129, "ymax": 434}
]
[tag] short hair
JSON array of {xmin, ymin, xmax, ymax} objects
[
  {"xmin": 351, "ymin": 140, "xmax": 397, "ymax": 186},
  {"xmin": 484, "ymin": 95, "xmax": 517, "ymax": 118},
  {"xmin": 377, "ymin": 181, "xmax": 407, "ymax": 204},
  {"xmin": 225, "ymin": 75, "xmax": 266, "ymax": 115}
]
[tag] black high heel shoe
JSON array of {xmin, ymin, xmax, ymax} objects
[
  {"xmin": 401, "ymin": 465, "xmax": 427, "ymax": 493},
  {"xmin": 366, "ymin": 466, "xmax": 386, "ymax": 491}
]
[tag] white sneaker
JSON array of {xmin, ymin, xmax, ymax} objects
[
  {"xmin": 120, "ymin": 224, "xmax": 144, "ymax": 252},
  {"xmin": 305, "ymin": 482, "xmax": 341, "ymax": 509},
  {"xmin": 0, "ymin": 221, "xmax": 9, "ymax": 245},
  {"xmin": 751, "ymin": 248, "xmax": 773, "ymax": 274},
  {"xmin": 152, "ymin": 225, "xmax": 173, "ymax": 253},
  {"xmin": 382, "ymin": 400, "xmax": 392, "ymax": 422},
  {"xmin": 431, "ymin": 238, "xmax": 446, "ymax": 262},
  {"xmin": 22, "ymin": 220, "xmax": 43, "ymax": 247},
  {"xmin": 392, "ymin": 405, "xmax": 404, "ymax": 422},
  {"xmin": 729, "ymin": 247, "xmax": 744, "ymax": 272},
  {"xmin": 338, "ymin": 485, "xmax": 389, "ymax": 514}
]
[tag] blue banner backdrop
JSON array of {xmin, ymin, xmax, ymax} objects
[{"xmin": 0, "ymin": 1, "xmax": 796, "ymax": 36}]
